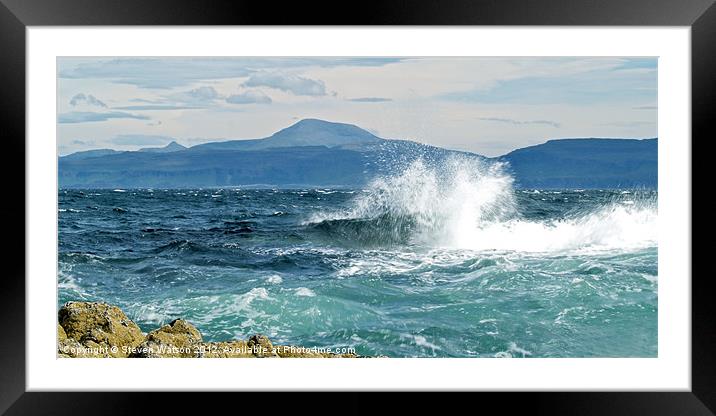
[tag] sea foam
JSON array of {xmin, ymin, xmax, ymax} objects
[{"xmin": 310, "ymin": 156, "xmax": 656, "ymax": 253}]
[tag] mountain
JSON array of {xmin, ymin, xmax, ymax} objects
[
  {"xmin": 60, "ymin": 148, "xmax": 122, "ymax": 161},
  {"xmin": 191, "ymin": 119, "xmax": 381, "ymax": 152},
  {"xmin": 500, "ymin": 138, "xmax": 657, "ymax": 188},
  {"xmin": 59, "ymin": 119, "xmax": 657, "ymax": 189},
  {"xmin": 138, "ymin": 141, "xmax": 187, "ymax": 153},
  {"xmin": 61, "ymin": 141, "xmax": 186, "ymax": 160},
  {"xmin": 58, "ymin": 119, "xmax": 449, "ymax": 188}
]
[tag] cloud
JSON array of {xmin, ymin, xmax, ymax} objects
[
  {"xmin": 71, "ymin": 139, "xmax": 95, "ymax": 146},
  {"xmin": 478, "ymin": 117, "xmax": 561, "ymax": 128},
  {"xmin": 58, "ymin": 57, "xmax": 403, "ymax": 89},
  {"xmin": 225, "ymin": 90, "xmax": 272, "ymax": 105},
  {"xmin": 58, "ymin": 111, "xmax": 149, "ymax": 124},
  {"xmin": 348, "ymin": 97, "xmax": 393, "ymax": 103},
  {"xmin": 441, "ymin": 57, "xmax": 657, "ymax": 106},
  {"xmin": 187, "ymin": 86, "xmax": 220, "ymax": 100},
  {"xmin": 633, "ymin": 105, "xmax": 657, "ymax": 110},
  {"xmin": 618, "ymin": 58, "xmax": 658, "ymax": 70},
  {"xmin": 130, "ymin": 98, "xmax": 163, "ymax": 103},
  {"xmin": 244, "ymin": 73, "xmax": 326, "ymax": 96},
  {"xmin": 114, "ymin": 86, "xmax": 224, "ymax": 111},
  {"xmin": 600, "ymin": 121, "xmax": 655, "ymax": 128},
  {"xmin": 115, "ymin": 86, "xmax": 223, "ymax": 111},
  {"xmin": 113, "ymin": 105, "xmax": 202, "ymax": 111},
  {"xmin": 59, "ymin": 59, "xmax": 252, "ymax": 89},
  {"xmin": 110, "ymin": 135, "xmax": 174, "ymax": 146},
  {"xmin": 115, "ymin": 87, "xmax": 220, "ymax": 111},
  {"xmin": 170, "ymin": 86, "xmax": 222, "ymax": 105},
  {"xmin": 69, "ymin": 93, "xmax": 107, "ymax": 108}
]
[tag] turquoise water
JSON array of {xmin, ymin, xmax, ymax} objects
[{"xmin": 58, "ymin": 159, "xmax": 657, "ymax": 357}]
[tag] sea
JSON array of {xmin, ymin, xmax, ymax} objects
[{"xmin": 58, "ymin": 158, "xmax": 658, "ymax": 357}]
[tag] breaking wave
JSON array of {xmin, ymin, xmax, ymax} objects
[{"xmin": 308, "ymin": 157, "xmax": 657, "ymax": 253}]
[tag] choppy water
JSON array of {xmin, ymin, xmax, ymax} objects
[{"xmin": 58, "ymin": 158, "xmax": 657, "ymax": 357}]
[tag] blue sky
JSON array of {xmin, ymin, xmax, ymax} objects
[{"xmin": 57, "ymin": 57, "xmax": 657, "ymax": 157}]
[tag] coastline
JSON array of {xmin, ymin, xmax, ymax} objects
[{"xmin": 57, "ymin": 301, "xmax": 359, "ymax": 358}]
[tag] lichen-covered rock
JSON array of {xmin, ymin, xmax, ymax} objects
[
  {"xmin": 58, "ymin": 323, "xmax": 67, "ymax": 341},
  {"xmin": 57, "ymin": 323, "xmax": 74, "ymax": 358},
  {"xmin": 247, "ymin": 334, "xmax": 278, "ymax": 357},
  {"xmin": 131, "ymin": 319, "xmax": 202, "ymax": 358},
  {"xmin": 58, "ymin": 301, "xmax": 144, "ymax": 357},
  {"xmin": 58, "ymin": 315, "xmax": 117, "ymax": 358},
  {"xmin": 57, "ymin": 301, "xmax": 362, "ymax": 358},
  {"xmin": 58, "ymin": 336, "xmax": 96, "ymax": 358}
]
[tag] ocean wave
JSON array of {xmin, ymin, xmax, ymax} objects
[
  {"xmin": 294, "ymin": 287, "xmax": 316, "ymax": 297},
  {"xmin": 59, "ymin": 251, "xmax": 104, "ymax": 264},
  {"xmin": 306, "ymin": 157, "xmax": 656, "ymax": 254},
  {"xmin": 266, "ymin": 274, "xmax": 283, "ymax": 284},
  {"xmin": 310, "ymin": 214, "xmax": 416, "ymax": 247},
  {"xmin": 153, "ymin": 239, "xmax": 209, "ymax": 254},
  {"xmin": 494, "ymin": 342, "xmax": 533, "ymax": 358},
  {"xmin": 58, "ymin": 266, "xmax": 92, "ymax": 299}
]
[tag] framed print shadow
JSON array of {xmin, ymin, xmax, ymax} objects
[{"xmin": 2, "ymin": 0, "xmax": 713, "ymax": 414}]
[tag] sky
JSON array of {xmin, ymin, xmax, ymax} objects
[{"xmin": 57, "ymin": 57, "xmax": 657, "ymax": 157}]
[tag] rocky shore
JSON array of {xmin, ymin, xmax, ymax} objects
[{"xmin": 57, "ymin": 301, "xmax": 358, "ymax": 358}]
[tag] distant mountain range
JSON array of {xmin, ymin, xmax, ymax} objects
[
  {"xmin": 59, "ymin": 119, "xmax": 657, "ymax": 189},
  {"xmin": 62, "ymin": 140, "xmax": 187, "ymax": 160},
  {"xmin": 500, "ymin": 138, "xmax": 657, "ymax": 188}
]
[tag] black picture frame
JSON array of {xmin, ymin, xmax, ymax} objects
[{"xmin": 1, "ymin": 0, "xmax": 712, "ymax": 414}]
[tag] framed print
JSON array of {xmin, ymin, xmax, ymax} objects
[{"xmin": 2, "ymin": 0, "xmax": 713, "ymax": 414}]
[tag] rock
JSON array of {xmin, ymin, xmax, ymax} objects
[
  {"xmin": 56, "ymin": 301, "xmax": 362, "ymax": 358},
  {"xmin": 58, "ymin": 301, "xmax": 144, "ymax": 357},
  {"xmin": 58, "ymin": 336, "xmax": 96, "ymax": 358},
  {"xmin": 57, "ymin": 323, "xmax": 76, "ymax": 358},
  {"xmin": 131, "ymin": 319, "xmax": 202, "ymax": 358},
  {"xmin": 58, "ymin": 323, "xmax": 67, "ymax": 341},
  {"xmin": 247, "ymin": 334, "xmax": 278, "ymax": 357}
]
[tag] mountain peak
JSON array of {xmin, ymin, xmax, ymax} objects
[
  {"xmin": 139, "ymin": 141, "xmax": 187, "ymax": 153},
  {"xmin": 164, "ymin": 141, "xmax": 186, "ymax": 150},
  {"xmin": 292, "ymin": 118, "xmax": 333, "ymax": 126},
  {"xmin": 266, "ymin": 118, "xmax": 381, "ymax": 147},
  {"xmin": 290, "ymin": 118, "xmax": 357, "ymax": 129}
]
